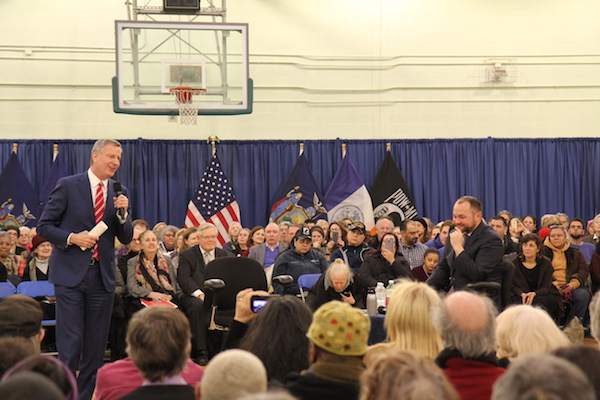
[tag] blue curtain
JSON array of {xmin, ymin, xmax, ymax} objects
[{"xmin": 1, "ymin": 138, "xmax": 599, "ymax": 228}]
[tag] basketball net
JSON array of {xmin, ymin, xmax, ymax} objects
[{"xmin": 170, "ymin": 87, "xmax": 206, "ymax": 125}]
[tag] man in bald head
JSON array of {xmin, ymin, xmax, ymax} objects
[{"xmin": 432, "ymin": 291, "xmax": 505, "ymax": 400}]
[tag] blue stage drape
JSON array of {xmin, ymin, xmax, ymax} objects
[{"xmin": 1, "ymin": 138, "xmax": 599, "ymax": 229}]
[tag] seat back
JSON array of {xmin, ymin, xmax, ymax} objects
[
  {"xmin": 297, "ymin": 273, "xmax": 321, "ymax": 302},
  {"xmin": 0, "ymin": 282, "xmax": 16, "ymax": 298},
  {"xmin": 499, "ymin": 260, "xmax": 515, "ymax": 310},
  {"xmin": 203, "ymin": 257, "xmax": 268, "ymax": 317},
  {"xmin": 17, "ymin": 281, "xmax": 55, "ymax": 298}
]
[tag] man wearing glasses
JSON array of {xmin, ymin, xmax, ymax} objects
[{"xmin": 177, "ymin": 223, "xmax": 232, "ymax": 365}]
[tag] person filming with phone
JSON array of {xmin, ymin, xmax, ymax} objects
[{"xmin": 360, "ymin": 232, "xmax": 411, "ymax": 288}]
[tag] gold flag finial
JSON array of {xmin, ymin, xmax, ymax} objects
[
  {"xmin": 12, "ymin": 143, "xmax": 18, "ymax": 154},
  {"xmin": 386, "ymin": 143, "xmax": 391, "ymax": 152}
]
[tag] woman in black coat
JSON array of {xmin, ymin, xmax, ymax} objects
[
  {"xmin": 359, "ymin": 232, "xmax": 411, "ymax": 288},
  {"xmin": 306, "ymin": 259, "xmax": 362, "ymax": 311}
]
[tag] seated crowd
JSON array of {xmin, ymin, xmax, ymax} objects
[{"xmin": 3, "ymin": 196, "xmax": 600, "ymax": 399}]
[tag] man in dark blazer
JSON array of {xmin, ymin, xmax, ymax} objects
[
  {"xmin": 427, "ymin": 196, "xmax": 503, "ymax": 293},
  {"xmin": 177, "ymin": 223, "xmax": 232, "ymax": 365},
  {"xmin": 38, "ymin": 139, "xmax": 133, "ymax": 400}
]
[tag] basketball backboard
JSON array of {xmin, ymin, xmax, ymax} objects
[{"xmin": 113, "ymin": 20, "xmax": 252, "ymax": 115}]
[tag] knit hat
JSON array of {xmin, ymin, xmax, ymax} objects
[
  {"xmin": 307, "ymin": 301, "xmax": 370, "ymax": 356},
  {"xmin": 31, "ymin": 235, "xmax": 49, "ymax": 252},
  {"xmin": 0, "ymin": 294, "xmax": 43, "ymax": 338}
]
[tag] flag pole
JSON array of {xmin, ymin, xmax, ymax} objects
[
  {"xmin": 207, "ymin": 136, "xmax": 220, "ymax": 157},
  {"xmin": 386, "ymin": 142, "xmax": 391, "ymax": 152},
  {"xmin": 12, "ymin": 143, "xmax": 17, "ymax": 154},
  {"xmin": 299, "ymin": 142, "xmax": 304, "ymax": 156},
  {"xmin": 341, "ymin": 143, "xmax": 347, "ymax": 158}
]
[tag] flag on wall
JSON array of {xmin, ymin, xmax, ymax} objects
[
  {"xmin": 39, "ymin": 151, "xmax": 68, "ymax": 210},
  {"xmin": 371, "ymin": 150, "xmax": 418, "ymax": 226},
  {"xmin": 324, "ymin": 154, "xmax": 375, "ymax": 231},
  {"xmin": 0, "ymin": 153, "xmax": 41, "ymax": 227},
  {"xmin": 270, "ymin": 152, "xmax": 327, "ymax": 224},
  {"xmin": 184, "ymin": 154, "xmax": 241, "ymax": 246}
]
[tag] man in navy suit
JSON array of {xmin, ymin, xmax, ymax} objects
[
  {"xmin": 427, "ymin": 196, "xmax": 503, "ymax": 293},
  {"xmin": 38, "ymin": 139, "xmax": 133, "ymax": 400}
]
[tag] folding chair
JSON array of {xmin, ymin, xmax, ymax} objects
[
  {"xmin": 0, "ymin": 282, "xmax": 16, "ymax": 298},
  {"xmin": 297, "ymin": 273, "xmax": 321, "ymax": 303}
]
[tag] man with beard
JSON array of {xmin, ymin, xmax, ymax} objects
[
  {"xmin": 427, "ymin": 196, "xmax": 503, "ymax": 293},
  {"xmin": 568, "ymin": 218, "xmax": 595, "ymax": 264}
]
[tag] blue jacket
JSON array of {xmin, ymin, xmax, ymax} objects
[
  {"xmin": 272, "ymin": 248, "xmax": 328, "ymax": 294},
  {"xmin": 330, "ymin": 244, "xmax": 374, "ymax": 273}
]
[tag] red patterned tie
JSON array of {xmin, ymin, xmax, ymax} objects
[{"xmin": 93, "ymin": 182, "xmax": 105, "ymax": 260}]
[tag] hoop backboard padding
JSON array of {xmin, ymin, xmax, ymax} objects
[
  {"xmin": 170, "ymin": 87, "xmax": 206, "ymax": 125},
  {"xmin": 114, "ymin": 20, "xmax": 251, "ymax": 115}
]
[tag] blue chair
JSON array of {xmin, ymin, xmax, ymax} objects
[
  {"xmin": 297, "ymin": 273, "xmax": 321, "ymax": 302},
  {"xmin": 0, "ymin": 282, "xmax": 17, "ymax": 298},
  {"xmin": 17, "ymin": 281, "xmax": 56, "ymax": 327}
]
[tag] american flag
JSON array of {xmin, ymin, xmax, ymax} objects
[{"xmin": 184, "ymin": 155, "xmax": 241, "ymax": 246}]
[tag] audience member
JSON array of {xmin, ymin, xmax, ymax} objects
[
  {"xmin": 541, "ymin": 225, "xmax": 590, "ymax": 320},
  {"xmin": 432, "ymin": 291, "xmax": 505, "ymax": 400},
  {"xmin": 126, "ymin": 230, "xmax": 180, "ymax": 311},
  {"xmin": 117, "ymin": 305, "xmax": 196, "ymax": 400},
  {"xmin": 277, "ymin": 222, "xmax": 291, "ymax": 246},
  {"xmin": 199, "ymin": 349, "xmax": 267, "ymax": 400},
  {"xmin": 330, "ymin": 222, "xmax": 373, "ymax": 274},
  {"xmin": 177, "ymin": 223, "xmax": 233, "ymax": 365},
  {"xmin": 556, "ymin": 212, "xmax": 570, "ymax": 230},
  {"xmin": 0, "ymin": 231, "xmax": 20, "ymax": 276},
  {"xmin": 225, "ymin": 288, "xmax": 312, "ymax": 384},
  {"xmin": 413, "ymin": 217, "xmax": 429, "ymax": 244},
  {"xmin": 510, "ymin": 234, "xmax": 563, "ymax": 322},
  {"xmin": 427, "ymin": 196, "xmax": 504, "ymax": 295},
  {"xmin": 371, "ymin": 217, "xmax": 394, "ymax": 249},
  {"xmin": 583, "ymin": 214, "xmax": 600, "ymax": 245},
  {"xmin": 495, "ymin": 305, "xmax": 569, "ymax": 365},
  {"xmin": 508, "ymin": 217, "xmax": 528, "ymax": 245},
  {"xmin": 286, "ymin": 224, "xmax": 302, "ymax": 245},
  {"xmin": 489, "ymin": 217, "xmax": 519, "ymax": 256},
  {"xmin": 325, "ymin": 221, "xmax": 347, "ymax": 257},
  {"xmin": 152, "ymin": 222, "xmax": 167, "ymax": 234},
  {"xmin": 222, "ymin": 222, "xmax": 242, "ymax": 252},
  {"xmin": 522, "ymin": 215, "xmax": 538, "ymax": 234},
  {"xmin": 538, "ymin": 214, "xmax": 561, "ymax": 239},
  {"xmin": 272, "ymin": 227, "xmax": 328, "ymax": 295},
  {"xmin": 239, "ymin": 391, "xmax": 297, "ymax": 400},
  {"xmin": 412, "ymin": 248, "xmax": 440, "ymax": 282},
  {"xmin": 22, "ymin": 235, "xmax": 52, "ymax": 281},
  {"xmin": 310, "ymin": 226, "xmax": 328, "ymax": 256},
  {"xmin": 491, "ymin": 353, "xmax": 594, "ymax": 400},
  {"xmin": 245, "ymin": 226, "xmax": 266, "ymax": 252},
  {"xmin": 315, "ymin": 219, "xmax": 330, "ymax": 240},
  {"xmin": 4, "ymin": 226, "xmax": 26, "ymax": 256},
  {"xmin": 0, "ymin": 294, "xmax": 45, "ymax": 350},
  {"xmin": 425, "ymin": 220, "xmax": 453, "ymax": 251},
  {"xmin": 397, "ymin": 219, "xmax": 428, "ymax": 269},
  {"xmin": 553, "ymin": 345, "xmax": 600, "ymax": 400},
  {"xmin": 307, "ymin": 259, "xmax": 361, "ymax": 310},
  {"xmin": 0, "ymin": 371, "xmax": 65, "ymax": 400},
  {"xmin": 172, "ymin": 227, "xmax": 199, "ymax": 269},
  {"xmin": 589, "ymin": 291, "xmax": 600, "ymax": 344},
  {"xmin": 158, "ymin": 225, "xmax": 179, "ymax": 257},
  {"xmin": 359, "ymin": 232, "xmax": 411, "ymax": 288},
  {"xmin": 249, "ymin": 222, "xmax": 287, "ymax": 282},
  {"xmin": 285, "ymin": 301, "xmax": 370, "ymax": 400},
  {"xmin": 360, "ymin": 350, "xmax": 459, "ymax": 400},
  {"xmin": 496, "ymin": 210, "xmax": 512, "ymax": 225},
  {"xmin": 3, "ymin": 355, "xmax": 77, "ymax": 400},
  {"xmin": 568, "ymin": 218, "xmax": 596, "ymax": 264},
  {"xmin": 228, "ymin": 228, "xmax": 251, "ymax": 257},
  {"xmin": 367, "ymin": 280, "xmax": 442, "ymax": 360},
  {"xmin": 0, "ymin": 337, "xmax": 38, "ymax": 376}
]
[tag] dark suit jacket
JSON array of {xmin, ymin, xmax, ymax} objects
[
  {"xmin": 427, "ymin": 222, "xmax": 503, "ymax": 291},
  {"xmin": 177, "ymin": 246, "xmax": 233, "ymax": 296},
  {"xmin": 38, "ymin": 172, "xmax": 133, "ymax": 291}
]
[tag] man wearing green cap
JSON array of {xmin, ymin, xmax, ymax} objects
[{"xmin": 285, "ymin": 301, "xmax": 370, "ymax": 400}]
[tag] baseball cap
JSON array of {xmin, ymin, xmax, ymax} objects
[
  {"xmin": 295, "ymin": 227, "xmax": 312, "ymax": 241},
  {"xmin": 0, "ymin": 295, "xmax": 43, "ymax": 338},
  {"xmin": 348, "ymin": 222, "xmax": 366, "ymax": 235},
  {"xmin": 306, "ymin": 301, "xmax": 370, "ymax": 356}
]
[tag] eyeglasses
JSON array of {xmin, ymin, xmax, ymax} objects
[{"xmin": 201, "ymin": 235, "xmax": 218, "ymax": 240}]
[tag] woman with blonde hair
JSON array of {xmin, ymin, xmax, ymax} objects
[
  {"xmin": 367, "ymin": 280, "xmax": 443, "ymax": 360},
  {"xmin": 495, "ymin": 305, "xmax": 570, "ymax": 365}
]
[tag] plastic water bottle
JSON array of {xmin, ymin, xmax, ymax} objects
[
  {"xmin": 386, "ymin": 279, "xmax": 395, "ymax": 306},
  {"xmin": 375, "ymin": 282, "xmax": 386, "ymax": 308},
  {"xmin": 366, "ymin": 287, "xmax": 377, "ymax": 316}
]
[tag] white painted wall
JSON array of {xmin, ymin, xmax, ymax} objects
[{"xmin": 1, "ymin": 0, "xmax": 599, "ymax": 140}]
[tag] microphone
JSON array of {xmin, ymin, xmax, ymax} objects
[{"xmin": 113, "ymin": 182, "xmax": 126, "ymax": 220}]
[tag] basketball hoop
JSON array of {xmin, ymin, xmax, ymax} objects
[{"xmin": 169, "ymin": 87, "xmax": 206, "ymax": 125}]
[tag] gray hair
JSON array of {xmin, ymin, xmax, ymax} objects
[
  {"xmin": 198, "ymin": 223, "xmax": 218, "ymax": 236},
  {"xmin": 158, "ymin": 225, "xmax": 178, "ymax": 241},
  {"xmin": 0, "ymin": 231, "xmax": 10, "ymax": 242},
  {"xmin": 492, "ymin": 353, "xmax": 595, "ymax": 400},
  {"xmin": 90, "ymin": 139, "xmax": 121, "ymax": 167},
  {"xmin": 431, "ymin": 292, "xmax": 497, "ymax": 359},
  {"xmin": 278, "ymin": 221, "xmax": 291, "ymax": 228},
  {"xmin": 324, "ymin": 259, "xmax": 353, "ymax": 290}
]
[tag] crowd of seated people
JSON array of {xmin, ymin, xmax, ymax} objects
[{"xmin": 4, "ymin": 203, "xmax": 600, "ymax": 399}]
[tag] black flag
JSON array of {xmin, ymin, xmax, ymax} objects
[{"xmin": 370, "ymin": 151, "xmax": 417, "ymax": 226}]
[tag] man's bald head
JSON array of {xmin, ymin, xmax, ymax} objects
[{"xmin": 433, "ymin": 291, "xmax": 497, "ymax": 359}]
